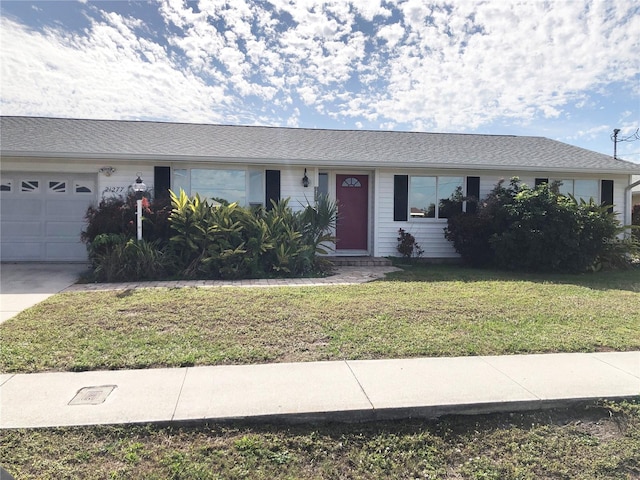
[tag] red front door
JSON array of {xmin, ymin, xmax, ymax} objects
[{"xmin": 336, "ymin": 174, "xmax": 368, "ymax": 250}]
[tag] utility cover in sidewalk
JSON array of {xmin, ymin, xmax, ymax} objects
[{"xmin": 69, "ymin": 385, "xmax": 116, "ymax": 406}]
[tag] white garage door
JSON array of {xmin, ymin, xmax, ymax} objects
[{"xmin": 1, "ymin": 173, "xmax": 96, "ymax": 262}]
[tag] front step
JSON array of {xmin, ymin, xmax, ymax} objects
[{"xmin": 324, "ymin": 256, "xmax": 393, "ymax": 267}]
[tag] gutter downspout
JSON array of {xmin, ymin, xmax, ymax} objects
[{"xmin": 624, "ymin": 177, "xmax": 640, "ymax": 227}]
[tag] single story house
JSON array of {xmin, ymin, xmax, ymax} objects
[{"xmin": 2, "ymin": 115, "xmax": 640, "ymax": 262}]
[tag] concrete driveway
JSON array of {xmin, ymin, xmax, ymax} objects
[{"xmin": 0, "ymin": 263, "xmax": 89, "ymax": 324}]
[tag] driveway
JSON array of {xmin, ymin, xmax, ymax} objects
[{"xmin": 0, "ymin": 263, "xmax": 89, "ymax": 324}]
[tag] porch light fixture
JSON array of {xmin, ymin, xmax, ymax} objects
[
  {"xmin": 98, "ymin": 166, "xmax": 116, "ymax": 176},
  {"xmin": 132, "ymin": 173, "xmax": 147, "ymax": 241},
  {"xmin": 302, "ymin": 168, "xmax": 309, "ymax": 188}
]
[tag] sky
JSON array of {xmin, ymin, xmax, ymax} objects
[{"xmin": 1, "ymin": 0, "xmax": 639, "ymax": 161}]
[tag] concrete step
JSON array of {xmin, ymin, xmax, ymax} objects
[{"xmin": 325, "ymin": 256, "xmax": 393, "ymax": 267}]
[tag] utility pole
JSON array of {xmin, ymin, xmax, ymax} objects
[{"xmin": 613, "ymin": 128, "xmax": 620, "ymax": 160}]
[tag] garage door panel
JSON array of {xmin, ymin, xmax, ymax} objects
[
  {"xmin": 2, "ymin": 198, "xmax": 43, "ymax": 218},
  {"xmin": 46, "ymin": 199, "xmax": 91, "ymax": 217},
  {"xmin": 45, "ymin": 221, "xmax": 85, "ymax": 237},
  {"xmin": 1, "ymin": 221, "xmax": 42, "ymax": 237},
  {"xmin": 45, "ymin": 241, "xmax": 87, "ymax": 260},
  {"xmin": 0, "ymin": 242, "xmax": 43, "ymax": 260}
]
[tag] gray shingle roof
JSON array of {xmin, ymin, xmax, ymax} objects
[{"xmin": 2, "ymin": 116, "xmax": 639, "ymax": 174}]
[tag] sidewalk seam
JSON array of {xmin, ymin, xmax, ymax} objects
[
  {"xmin": 344, "ymin": 360, "xmax": 375, "ymax": 411},
  {"xmin": 0, "ymin": 374, "xmax": 16, "ymax": 387},
  {"xmin": 589, "ymin": 352, "xmax": 640, "ymax": 381},
  {"xmin": 479, "ymin": 356, "xmax": 542, "ymax": 401},
  {"xmin": 171, "ymin": 368, "xmax": 189, "ymax": 421}
]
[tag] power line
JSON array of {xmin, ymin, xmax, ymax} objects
[{"xmin": 611, "ymin": 128, "xmax": 640, "ymax": 159}]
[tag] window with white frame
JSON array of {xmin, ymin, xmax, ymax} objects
[
  {"xmin": 557, "ymin": 179, "xmax": 599, "ymax": 202},
  {"xmin": 173, "ymin": 168, "xmax": 265, "ymax": 207},
  {"xmin": 409, "ymin": 176, "xmax": 464, "ymax": 219},
  {"xmin": 191, "ymin": 169, "xmax": 246, "ymax": 204}
]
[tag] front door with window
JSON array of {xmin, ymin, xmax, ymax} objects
[{"xmin": 336, "ymin": 174, "xmax": 368, "ymax": 251}]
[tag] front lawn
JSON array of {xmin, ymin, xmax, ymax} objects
[{"xmin": 1, "ymin": 265, "xmax": 638, "ymax": 373}]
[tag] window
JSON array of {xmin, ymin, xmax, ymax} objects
[
  {"xmin": 173, "ymin": 169, "xmax": 189, "ymax": 195},
  {"xmin": 191, "ymin": 169, "xmax": 246, "ymax": 204},
  {"xmin": 557, "ymin": 179, "xmax": 598, "ymax": 202},
  {"xmin": 248, "ymin": 170, "xmax": 263, "ymax": 206},
  {"xmin": 1, "ymin": 180, "xmax": 12, "ymax": 192},
  {"xmin": 21, "ymin": 180, "xmax": 39, "ymax": 193},
  {"xmin": 341, "ymin": 177, "xmax": 362, "ymax": 187},
  {"xmin": 318, "ymin": 173, "xmax": 329, "ymax": 196},
  {"xmin": 74, "ymin": 180, "xmax": 94, "ymax": 194},
  {"xmin": 574, "ymin": 180, "xmax": 599, "ymax": 202},
  {"xmin": 174, "ymin": 168, "xmax": 275, "ymax": 207},
  {"xmin": 409, "ymin": 176, "xmax": 463, "ymax": 219},
  {"xmin": 48, "ymin": 181, "xmax": 67, "ymax": 193}
]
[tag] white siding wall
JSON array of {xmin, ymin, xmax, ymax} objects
[
  {"xmin": 280, "ymin": 166, "xmax": 314, "ymax": 211},
  {"xmin": 98, "ymin": 165, "xmax": 155, "ymax": 200}
]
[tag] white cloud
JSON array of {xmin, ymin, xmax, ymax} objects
[
  {"xmin": 377, "ymin": 22, "xmax": 404, "ymax": 49},
  {"xmin": 0, "ymin": 15, "xmax": 230, "ymax": 123},
  {"xmin": 1, "ymin": 0, "xmax": 638, "ymax": 144}
]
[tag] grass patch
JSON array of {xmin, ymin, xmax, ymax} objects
[
  {"xmin": 2, "ymin": 401, "xmax": 639, "ymax": 479},
  {"xmin": 1, "ymin": 265, "xmax": 639, "ymax": 373}
]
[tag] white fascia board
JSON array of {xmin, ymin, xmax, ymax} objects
[{"xmin": 3, "ymin": 151, "xmax": 640, "ymax": 175}]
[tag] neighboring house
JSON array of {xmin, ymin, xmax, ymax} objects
[{"xmin": 2, "ymin": 115, "xmax": 640, "ymax": 262}]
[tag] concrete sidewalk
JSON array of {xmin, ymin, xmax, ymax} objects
[{"xmin": 1, "ymin": 351, "xmax": 638, "ymax": 429}]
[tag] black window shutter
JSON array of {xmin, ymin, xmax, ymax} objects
[
  {"xmin": 466, "ymin": 176, "xmax": 480, "ymax": 214},
  {"xmin": 535, "ymin": 178, "xmax": 549, "ymax": 187},
  {"xmin": 601, "ymin": 180, "xmax": 614, "ymax": 213},
  {"xmin": 154, "ymin": 166, "xmax": 171, "ymax": 200},
  {"xmin": 265, "ymin": 170, "xmax": 281, "ymax": 211},
  {"xmin": 394, "ymin": 175, "xmax": 408, "ymax": 221}
]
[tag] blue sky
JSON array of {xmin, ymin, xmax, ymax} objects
[{"xmin": 1, "ymin": 0, "xmax": 639, "ymax": 161}]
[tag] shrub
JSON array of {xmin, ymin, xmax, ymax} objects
[
  {"xmin": 88, "ymin": 234, "xmax": 170, "ymax": 282},
  {"xmin": 444, "ymin": 178, "xmax": 635, "ymax": 272},
  {"xmin": 167, "ymin": 191, "xmax": 337, "ymax": 279},
  {"xmin": 491, "ymin": 188, "xmax": 619, "ymax": 272},
  {"xmin": 444, "ymin": 214, "xmax": 495, "ymax": 267},
  {"xmin": 82, "ymin": 193, "xmax": 172, "ymax": 245},
  {"xmin": 83, "ymin": 189, "xmax": 337, "ymax": 282},
  {"xmin": 300, "ymin": 194, "xmax": 338, "ymax": 273},
  {"xmin": 397, "ymin": 228, "xmax": 423, "ymax": 259},
  {"xmin": 82, "ymin": 197, "xmax": 135, "ymax": 245},
  {"xmin": 168, "ymin": 190, "xmax": 254, "ymax": 279}
]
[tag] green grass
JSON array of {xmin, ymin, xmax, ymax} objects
[
  {"xmin": 2, "ymin": 402, "xmax": 639, "ymax": 479},
  {"xmin": 1, "ymin": 265, "xmax": 639, "ymax": 373}
]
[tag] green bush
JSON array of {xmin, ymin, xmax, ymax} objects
[
  {"xmin": 88, "ymin": 234, "xmax": 170, "ymax": 282},
  {"xmin": 444, "ymin": 178, "xmax": 636, "ymax": 272},
  {"xmin": 444, "ymin": 214, "xmax": 495, "ymax": 267},
  {"xmin": 83, "ymin": 189, "xmax": 337, "ymax": 282},
  {"xmin": 397, "ymin": 228, "xmax": 423, "ymax": 259},
  {"xmin": 167, "ymin": 190, "xmax": 336, "ymax": 279},
  {"xmin": 491, "ymin": 187, "xmax": 619, "ymax": 272}
]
